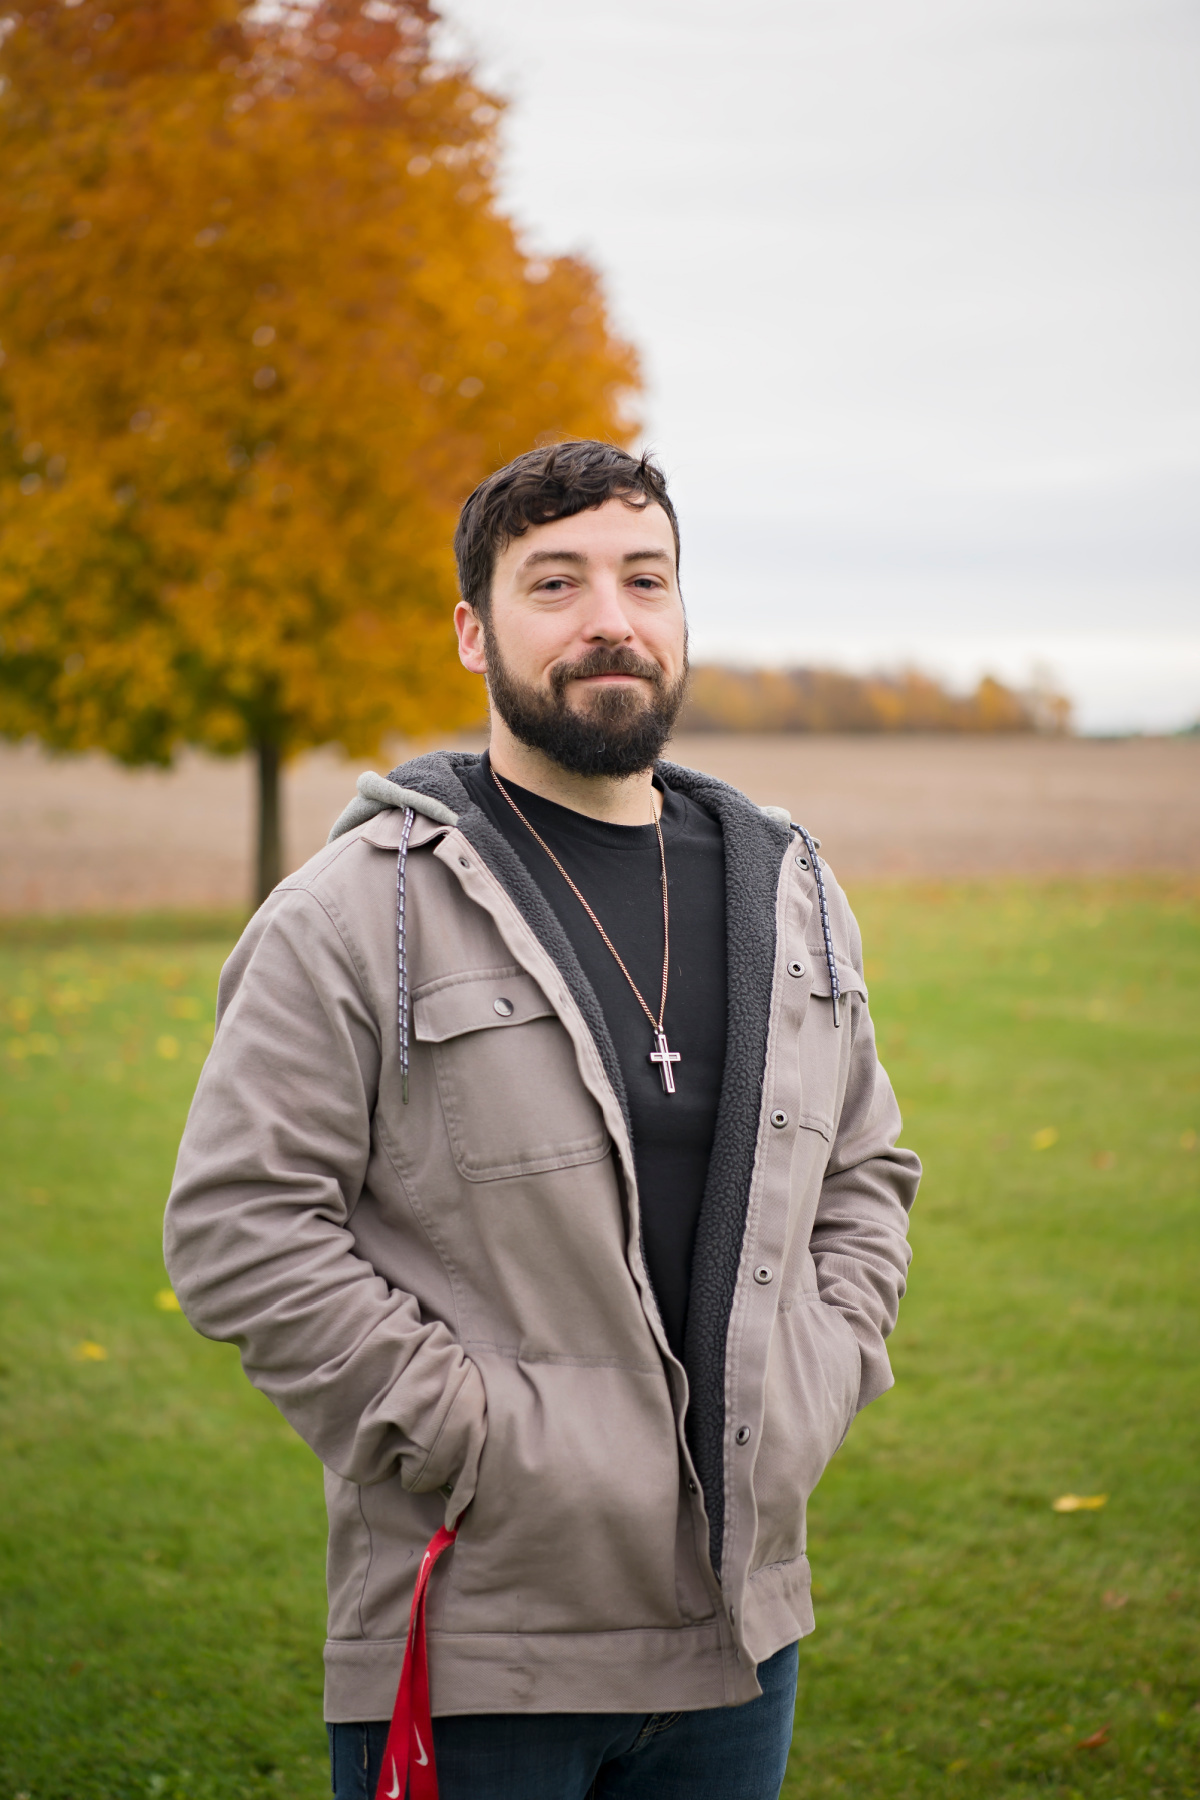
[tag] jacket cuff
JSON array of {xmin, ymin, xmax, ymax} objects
[
  {"xmin": 407, "ymin": 1357, "xmax": 488, "ymax": 1525},
  {"xmin": 851, "ymin": 1324, "xmax": 895, "ymax": 1413}
]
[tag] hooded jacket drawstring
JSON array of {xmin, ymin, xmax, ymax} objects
[
  {"xmin": 792, "ymin": 823, "xmax": 841, "ymax": 1027},
  {"xmin": 397, "ymin": 806, "xmax": 416, "ymax": 1102}
]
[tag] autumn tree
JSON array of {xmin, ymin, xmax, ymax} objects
[{"xmin": 0, "ymin": 0, "xmax": 639, "ymax": 901}]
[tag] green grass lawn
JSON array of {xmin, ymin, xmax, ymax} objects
[{"xmin": 1, "ymin": 882, "xmax": 1197, "ymax": 1800}]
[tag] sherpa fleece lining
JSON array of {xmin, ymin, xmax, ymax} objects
[{"xmin": 385, "ymin": 751, "xmax": 789, "ymax": 1575}]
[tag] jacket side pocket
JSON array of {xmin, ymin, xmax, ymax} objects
[{"xmin": 750, "ymin": 1294, "xmax": 861, "ymax": 1572}]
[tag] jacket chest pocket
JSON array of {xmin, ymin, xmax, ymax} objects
[
  {"xmin": 796, "ymin": 957, "xmax": 868, "ymax": 1140},
  {"xmin": 413, "ymin": 966, "xmax": 610, "ymax": 1182}
]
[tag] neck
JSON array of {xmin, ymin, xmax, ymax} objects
[{"xmin": 487, "ymin": 718, "xmax": 662, "ymax": 825}]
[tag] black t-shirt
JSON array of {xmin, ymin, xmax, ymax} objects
[{"xmin": 462, "ymin": 755, "xmax": 727, "ymax": 1360}]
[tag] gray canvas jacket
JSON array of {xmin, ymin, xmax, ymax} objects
[{"xmin": 164, "ymin": 751, "xmax": 920, "ymax": 1721}]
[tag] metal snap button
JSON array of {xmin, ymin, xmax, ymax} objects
[
  {"xmin": 787, "ymin": 960, "xmax": 805, "ymax": 978},
  {"xmin": 734, "ymin": 1425, "xmax": 752, "ymax": 1446},
  {"xmin": 493, "ymin": 996, "xmax": 514, "ymax": 1017},
  {"xmin": 687, "ymin": 1478, "xmax": 698, "ymax": 1494},
  {"xmin": 458, "ymin": 857, "xmax": 470, "ymax": 868},
  {"xmin": 770, "ymin": 1109, "xmax": 789, "ymax": 1129},
  {"xmin": 753, "ymin": 1265, "xmax": 774, "ymax": 1285},
  {"xmin": 795, "ymin": 855, "xmax": 809, "ymax": 869}
]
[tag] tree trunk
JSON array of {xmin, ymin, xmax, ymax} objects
[{"xmin": 255, "ymin": 739, "xmax": 283, "ymax": 908}]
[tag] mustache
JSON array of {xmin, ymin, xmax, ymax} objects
[{"xmin": 549, "ymin": 647, "xmax": 664, "ymax": 698}]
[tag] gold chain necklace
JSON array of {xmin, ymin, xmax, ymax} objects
[{"xmin": 490, "ymin": 768, "xmax": 681, "ymax": 1094}]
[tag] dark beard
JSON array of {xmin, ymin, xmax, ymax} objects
[{"xmin": 483, "ymin": 637, "xmax": 688, "ymax": 779}]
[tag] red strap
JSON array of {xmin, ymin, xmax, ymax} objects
[{"xmin": 374, "ymin": 1524, "xmax": 457, "ymax": 1800}]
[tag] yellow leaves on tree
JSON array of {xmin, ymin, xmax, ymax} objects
[{"xmin": 0, "ymin": 0, "xmax": 640, "ymax": 897}]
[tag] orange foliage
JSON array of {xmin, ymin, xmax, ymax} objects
[
  {"xmin": 680, "ymin": 666, "xmax": 1072, "ymax": 733},
  {"xmin": 0, "ymin": 0, "xmax": 640, "ymax": 768}
]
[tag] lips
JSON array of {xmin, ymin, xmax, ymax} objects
[{"xmin": 554, "ymin": 650, "xmax": 662, "ymax": 693}]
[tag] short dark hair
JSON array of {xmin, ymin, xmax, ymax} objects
[{"xmin": 454, "ymin": 440, "xmax": 680, "ymax": 619}]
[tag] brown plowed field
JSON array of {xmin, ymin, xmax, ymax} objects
[{"xmin": 1, "ymin": 733, "xmax": 1197, "ymax": 914}]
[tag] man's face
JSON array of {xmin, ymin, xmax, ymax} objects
[{"xmin": 454, "ymin": 496, "xmax": 688, "ymax": 779}]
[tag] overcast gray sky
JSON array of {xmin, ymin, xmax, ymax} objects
[{"xmin": 442, "ymin": 0, "xmax": 1199, "ymax": 731}]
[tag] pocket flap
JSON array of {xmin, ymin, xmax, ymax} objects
[
  {"xmin": 808, "ymin": 955, "xmax": 868, "ymax": 1002},
  {"xmin": 413, "ymin": 967, "xmax": 553, "ymax": 1043}
]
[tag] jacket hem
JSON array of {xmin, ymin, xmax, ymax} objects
[
  {"xmin": 743, "ymin": 1553, "xmax": 816, "ymax": 1665},
  {"xmin": 325, "ymin": 1619, "xmax": 749, "ymax": 1720},
  {"xmin": 323, "ymin": 1555, "xmax": 817, "ymax": 1720}
]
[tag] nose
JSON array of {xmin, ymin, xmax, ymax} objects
[{"xmin": 582, "ymin": 572, "xmax": 635, "ymax": 645}]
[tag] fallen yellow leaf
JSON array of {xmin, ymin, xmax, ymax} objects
[
  {"xmin": 1075, "ymin": 1724, "xmax": 1111, "ymax": 1750},
  {"xmin": 1032, "ymin": 1126, "xmax": 1059, "ymax": 1151},
  {"xmin": 156, "ymin": 1035, "xmax": 180, "ymax": 1060},
  {"xmin": 154, "ymin": 1288, "xmax": 181, "ymax": 1312},
  {"xmin": 73, "ymin": 1341, "xmax": 108, "ymax": 1362},
  {"xmin": 1052, "ymin": 1493, "xmax": 1107, "ymax": 1512}
]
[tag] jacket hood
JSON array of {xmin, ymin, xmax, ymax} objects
[{"xmin": 327, "ymin": 768, "xmax": 459, "ymax": 842}]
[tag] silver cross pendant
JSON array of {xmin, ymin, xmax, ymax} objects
[{"xmin": 649, "ymin": 1029, "xmax": 681, "ymax": 1094}]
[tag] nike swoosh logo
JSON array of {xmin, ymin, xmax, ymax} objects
[
  {"xmin": 386, "ymin": 1756, "xmax": 401, "ymax": 1798},
  {"xmin": 414, "ymin": 1727, "xmax": 429, "ymax": 1768}
]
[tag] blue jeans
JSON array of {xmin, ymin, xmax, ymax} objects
[{"xmin": 328, "ymin": 1641, "xmax": 798, "ymax": 1800}]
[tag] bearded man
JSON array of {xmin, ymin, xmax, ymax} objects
[{"xmin": 165, "ymin": 440, "xmax": 920, "ymax": 1800}]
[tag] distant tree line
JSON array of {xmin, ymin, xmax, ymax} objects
[{"xmin": 677, "ymin": 666, "xmax": 1072, "ymax": 734}]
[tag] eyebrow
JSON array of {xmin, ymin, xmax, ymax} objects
[{"xmin": 519, "ymin": 547, "xmax": 673, "ymax": 572}]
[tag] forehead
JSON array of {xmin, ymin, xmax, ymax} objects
[{"xmin": 502, "ymin": 496, "xmax": 677, "ymax": 569}]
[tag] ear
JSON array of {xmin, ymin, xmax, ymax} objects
[{"xmin": 454, "ymin": 600, "xmax": 488, "ymax": 675}]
